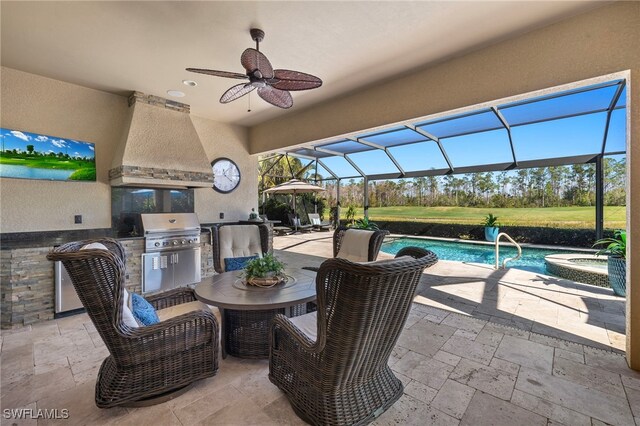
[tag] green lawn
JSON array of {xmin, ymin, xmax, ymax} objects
[
  {"xmin": 348, "ymin": 206, "xmax": 626, "ymax": 229},
  {"xmin": 0, "ymin": 156, "xmax": 93, "ymax": 170}
]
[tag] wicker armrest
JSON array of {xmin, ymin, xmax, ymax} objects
[
  {"xmin": 124, "ymin": 309, "xmax": 218, "ymax": 365},
  {"xmin": 301, "ymin": 266, "xmax": 320, "ymax": 272},
  {"xmin": 271, "ymin": 313, "xmax": 323, "ymax": 353},
  {"xmin": 145, "ymin": 287, "xmax": 197, "ymax": 310}
]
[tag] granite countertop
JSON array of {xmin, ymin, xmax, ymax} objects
[
  {"xmin": 0, "ymin": 228, "xmax": 138, "ymax": 250},
  {"xmin": 0, "ymin": 223, "xmax": 235, "ymax": 250}
]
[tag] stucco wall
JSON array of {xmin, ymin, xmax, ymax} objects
[
  {"xmin": 0, "ymin": 68, "xmax": 257, "ymax": 232},
  {"xmin": 0, "ymin": 67, "xmax": 128, "ymax": 232},
  {"xmin": 192, "ymin": 116, "xmax": 257, "ymax": 223},
  {"xmin": 249, "ymin": 2, "xmax": 640, "ymax": 368}
]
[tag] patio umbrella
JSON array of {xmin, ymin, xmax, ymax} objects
[{"xmin": 263, "ymin": 179, "xmax": 325, "ymax": 230}]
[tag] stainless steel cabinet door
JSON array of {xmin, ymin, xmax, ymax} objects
[
  {"xmin": 142, "ymin": 252, "xmax": 173, "ymax": 293},
  {"xmin": 172, "ymin": 248, "xmax": 201, "ymax": 287},
  {"xmin": 55, "ymin": 261, "xmax": 83, "ymax": 313}
]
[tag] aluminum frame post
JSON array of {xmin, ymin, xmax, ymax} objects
[
  {"xmin": 595, "ymin": 155, "xmax": 604, "ymax": 240},
  {"xmin": 364, "ymin": 177, "xmax": 369, "ymax": 219}
]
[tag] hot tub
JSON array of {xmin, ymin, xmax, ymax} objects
[{"xmin": 544, "ymin": 254, "xmax": 609, "ymax": 287}]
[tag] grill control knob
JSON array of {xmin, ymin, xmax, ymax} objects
[
  {"xmin": 172, "ymin": 240, "xmax": 178, "ymax": 246},
  {"xmin": 188, "ymin": 239, "xmax": 193, "ymax": 244},
  {"xmin": 181, "ymin": 240, "xmax": 186, "ymax": 244},
  {"xmin": 154, "ymin": 242, "xmax": 160, "ymax": 247}
]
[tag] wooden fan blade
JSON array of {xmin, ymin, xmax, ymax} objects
[
  {"xmin": 220, "ymin": 83, "xmax": 256, "ymax": 104},
  {"xmin": 186, "ymin": 68, "xmax": 248, "ymax": 80},
  {"xmin": 257, "ymin": 86, "xmax": 292, "ymax": 109},
  {"xmin": 270, "ymin": 69, "xmax": 323, "ymax": 91},
  {"xmin": 240, "ymin": 48, "xmax": 274, "ymax": 79}
]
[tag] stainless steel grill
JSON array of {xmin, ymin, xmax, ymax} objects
[{"xmin": 140, "ymin": 213, "xmax": 202, "ymax": 293}]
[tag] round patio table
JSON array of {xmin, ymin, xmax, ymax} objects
[{"xmin": 194, "ymin": 267, "xmax": 317, "ymax": 359}]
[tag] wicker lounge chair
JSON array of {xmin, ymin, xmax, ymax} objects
[
  {"xmin": 211, "ymin": 224, "xmax": 271, "ymax": 273},
  {"xmin": 288, "ymin": 213, "xmax": 313, "ymax": 233},
  {"xmin": 47, "ymin": 238, "xmax": 219, "ymax": 408},
  {"xmin": 307, "ymin": 213, "xmax": 332, "ymax": 231},
  {"xmin": 269, "ymin": 246, "xmax": 438, "ymax": 425}
]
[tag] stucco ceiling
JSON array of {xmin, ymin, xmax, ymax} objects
[{"xmin": 1, "ymin": 1, "xmax": 607, "ymax": 127}]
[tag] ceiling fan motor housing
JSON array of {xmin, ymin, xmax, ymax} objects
[{"xmin": 250, "ymin": 28, "xmax": 265, "ymax": 43}]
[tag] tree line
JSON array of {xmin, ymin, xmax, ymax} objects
[{"xmin": 259, "ymin": 156, "xmax": 626, "ymax": 209}]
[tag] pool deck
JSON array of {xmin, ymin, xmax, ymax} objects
[{"xmin": 273, "ymin": 232, "xmax": 626, "ymax": 352}]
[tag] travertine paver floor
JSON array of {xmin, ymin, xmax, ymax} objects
[
  {"xmin": 274, "ymin": 232, "xmax": 626, "ymax": 352},
  {"xmin": 0, "ymin": 233, "xmax": 634, "ymax": 425}
]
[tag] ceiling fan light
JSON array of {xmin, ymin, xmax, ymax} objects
[{"xmin": 182, "ymin": 80, "xmax": 197, "ymax": 87}]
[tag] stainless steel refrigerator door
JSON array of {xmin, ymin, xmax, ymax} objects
[
  {"xmin": 55, "ymin": 261, "xmax": 83, "ymax": 313},
  {"xmin": 142, "ymin": 252, "xmax": 173, "ymax": 293},
  {"xmin": 172, "ymin": 247, "xmax": 202, "ymax": 287}
]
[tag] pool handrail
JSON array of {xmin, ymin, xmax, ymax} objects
[{"xmin": 495, "ymin": 233, "xmax": 522, "ymax": 269}]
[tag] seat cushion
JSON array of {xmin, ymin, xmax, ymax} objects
[
  {"xmin": 121, "ymin": 288, "xmax": 139, "ymax": 328},
  {"xmin": 336, "ymin": 229, "xmax": 374, "ymax": 262},
  {"xmin": 156, "ymin": 301, "xmax": 221, "ymax": 325},
  {"xmin": 289, "ymin": 311, "xmax": 317, "ymax": 342},
  {"xmin": 80, "ymin": 242, "xmax": 109, "ymax": 251},
  {"xmin": 218, "ymin": 225, "xmax": 263, "ymax": 271}
]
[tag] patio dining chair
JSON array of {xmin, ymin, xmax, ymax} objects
[
  {"xmin": 47, "ymin": 238, "xmax": 219, "ymax": 408},
  {"xmin": 303, "ymin": 226, "xmax": 389, "ymax": 273},
  {"xmin": 211, "ymin": 223, "xmax": 271, "ymax": 273},
  {"xmin": 269, "ymin": 246, "xmax": 439, "ymax": 425}
]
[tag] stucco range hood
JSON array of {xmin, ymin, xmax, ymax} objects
[{"xmin": 109, "ymin": 92, "xmax": 213, "ymax": 188}]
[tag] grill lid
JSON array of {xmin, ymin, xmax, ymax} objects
[{"xmin": 140, "ymin": 213, "xmax": 200, "ymax": 235}]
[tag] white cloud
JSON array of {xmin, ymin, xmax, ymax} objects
[
  {"xmin": 48, "ymin": 150, "xmax": 55, "ymax": 153},
  {"xmin": 51, "ymin": 139, "xmax": 67, "ymax": 148},
  {"xmin": 89, "ymin": 146, "xmax": 94, "ymax": 151},
  {"xmin": 10, "ymin": 131, "xmax": 30, "ymax": 142},
  {"xmin": 74, "ymin": 152, "xmax": 80, "ymax": 156},
  {"xmin": 35, "ymin": 135, "xmax": 49, "ymax": 142}
]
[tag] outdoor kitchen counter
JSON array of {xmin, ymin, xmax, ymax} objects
[{"xmin": 0, "ymin": 229, "xmax": 217, "ymax": 329}]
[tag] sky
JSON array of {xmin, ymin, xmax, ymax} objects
[
  {"xmin": 307, "ymin": 81, "xmax": 627, "ymax": 180},
  {"xmin": 0, "ymin": 128, "xmax": 95, "ymax": 159}
]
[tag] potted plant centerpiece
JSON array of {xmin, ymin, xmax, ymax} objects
[
  {"xmin": 483, "ymin": 213, "xmax": 500, "ymax": 242},
  {"xmin": 593, "ymin": 230, "xmax": 627, "ymax": 297},
  {"xmin": 242, "ymin": 253, "xmax": 286, "ymax": 288}
]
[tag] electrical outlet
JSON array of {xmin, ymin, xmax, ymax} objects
[
  {"xmin": 74, "ymin": 215, "xmax": 82, "ymax": 224},
  {"xmin": 219, "ymin": 212, "xmax": 224, "ymax": 219}
]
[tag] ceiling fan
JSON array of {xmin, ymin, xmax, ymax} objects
[{"xmin": 186, "ymin": 28, "xmax": 322, "ymax": 109}]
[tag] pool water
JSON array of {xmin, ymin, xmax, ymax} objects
[{"xmin": 381, "ymin": 238, "xmax": 570, "ymax": 274}]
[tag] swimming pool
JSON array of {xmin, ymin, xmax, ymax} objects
[{"xmin": 381, "ymin": 237, "xmax": 571, "ymax": 274}]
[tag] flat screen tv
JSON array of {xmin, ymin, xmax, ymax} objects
[{"xmin": 0, "ymin": 128, "xmax": 96, "ymax": 181}]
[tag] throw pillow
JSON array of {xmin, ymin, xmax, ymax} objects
[
  {"xmin": 311, "ymin": 218, "xmax": 321, "ymax": 226},
  {"xmin": 224, "ymin": 255, "xmax": 259, "ymax": 272},
  {"xmin": 131, "ymin": 293, "xmax": 160, "ymax": 326}
]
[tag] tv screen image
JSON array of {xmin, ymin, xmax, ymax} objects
[{"xmin": 0, "ymin": 128, "xmax": 96, "ymax": 181}]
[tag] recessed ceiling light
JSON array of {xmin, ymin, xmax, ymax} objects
[
  {"xmin": 182, "ymin": 80, "xmax": 198, "ymax": 87},
  {"xmin": 167, "ymin": 90, "xmax": 185, "ymax": 98}
]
